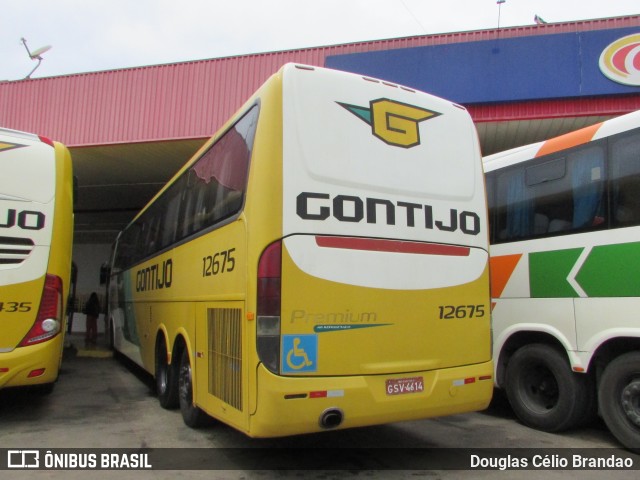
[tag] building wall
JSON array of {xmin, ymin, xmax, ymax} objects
[
  {"xmin": 326, "ymin": 26, "xmax": 640, "ymax": 104},
  {"xmin": 68, "ymin": 243, "xmax": 111, "ymax": 334},
  {"xmin": 1, "ymin": 16, "xmax": 638, "ymax": 148}
]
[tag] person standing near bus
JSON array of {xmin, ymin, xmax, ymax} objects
[{"xmin": 84, "ymin": 292, "xmax": 100, "ymax": 345}]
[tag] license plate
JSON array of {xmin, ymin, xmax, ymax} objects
[{"xmin": 385, "ymin": 377, "xmax": 424, "ymax": 396}]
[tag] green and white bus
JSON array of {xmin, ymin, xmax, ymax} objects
[{"xmin": 485, "ymin": 110, "xmax": 640, "ymax": 451}]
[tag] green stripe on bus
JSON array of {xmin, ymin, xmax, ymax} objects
[
  {"xmin": 529, "ymin": 242, "xmax": 640, "ymax": 298},
  {"xmin": 576, "ymin": 242, "xmax": 640, "ymax": 297},
  {"xmin": 530, "ymin": 248, "xmax": 583, "ymax": 298}
]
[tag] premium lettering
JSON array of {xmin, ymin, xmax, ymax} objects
[{"xmin": 290, "ymin": 309, "xmax": 377, "ymax": 324}]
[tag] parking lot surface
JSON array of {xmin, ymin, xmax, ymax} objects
[{"xmin": 0, "ymin": 334, "xmax": 636, "ymax": 479}]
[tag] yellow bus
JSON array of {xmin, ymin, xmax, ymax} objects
[
  {"xmin": 0, "ymin": 128, "xmax": 74, "ymax": 393},
  {"xmin": 107, "ymin": 64, "xmax": 493, "ymax": 437}
]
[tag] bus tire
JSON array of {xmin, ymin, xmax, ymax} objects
[
  {"xmin": 178, "ymin": 348, "xmax": 209, "ymax": 428},
  {"xmin": 155, "ymin": 339, "xmax": 178, "ymax": 409},
  {"xmin": 505, "ymin": 343, "xmax": 593, "ymax": 432},
  {"xmin": 598, "ymin": 352, "xmax": 640, "ymax": 453}
]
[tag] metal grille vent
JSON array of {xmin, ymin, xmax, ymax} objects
[
  {"xmin": 0, "ymin": 236, "xmax": 34, "ymax": 265},
  {"xmin": 208, "ymin": 308, "xmax": 242, "ymax": 411}
]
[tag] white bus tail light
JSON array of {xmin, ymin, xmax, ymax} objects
[
  {"xmin": 257, "ymin": 241, "xmax": 282, "ymax": 374},
  {"xmin": 20, "ymin": 274, "xmax": 63, "ymax": 346}
]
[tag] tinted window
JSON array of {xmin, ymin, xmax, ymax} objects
[
  {"xmin": 611, "ymin": 130, "xmax": 640, "ymax": 228},
  {"xmin": 114, "ymin": 105, "xmax": 259, "ymax": 270},
  {"xmin": 489, "ymin": 142, "xmax": 606, "ymax": 244}
]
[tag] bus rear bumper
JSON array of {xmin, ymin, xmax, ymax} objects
[
  {"xmin": 0, "ymin": 335, "xmax": 64, "ymax": 389},
  {"xmin": 249, "ymin": 360, "xmax": 493, "ymax": 437}
]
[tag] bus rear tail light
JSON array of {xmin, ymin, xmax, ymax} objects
[
  {"xmin": 257, "ymin": 241, "xmax": 282, "ymax": 374},
  {"xmin": 20, "ymin": 274, "xmax": 63, "ymax": 347},
  {"xmin": 38, "ymin": 135, "xmax": 54, "ymax": 147}
]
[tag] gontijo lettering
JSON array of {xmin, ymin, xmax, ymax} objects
[
  {"xmin": 0, "ymin": 208, "xmax": 46, "ymax": 231},
  {"xmin": 296, "ymin": 192, "xmax": 481, "ymax": 236},
  {"xmin": 135, "ymin": 259, "xmax": 173, "ymax": 292}
]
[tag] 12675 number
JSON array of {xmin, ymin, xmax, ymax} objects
[
  {"xmin": 202, "ymin": 248, "xmax": 236, "ymax": 277},
  {"xmin": 438, "ymin": 304, "xmax": 485, "ymax": 319}
]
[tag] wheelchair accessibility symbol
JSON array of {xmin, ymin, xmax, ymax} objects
[{"xmin": 282, "ymin": 334, "xmax": 318, "ymax": 373}]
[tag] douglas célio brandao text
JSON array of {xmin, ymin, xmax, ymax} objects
[{"xmin": 470, "ymin": 453, "xmax": 634, "ymax": 470}]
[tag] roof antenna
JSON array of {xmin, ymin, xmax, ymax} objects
[
  {"xmin": 21, "ymin": 37, "xmax": 52, "ymax": 79},
  {"xmin": 497, "ymin": 0, "xmax": 506, "ymax": 30},
  {"xmin": 494, "ymin": 0, "xmax": 506, "ymax": 54}
]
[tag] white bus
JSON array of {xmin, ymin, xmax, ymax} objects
[
  {"xmin": 107, "ymin": 64, "xmax": 493, "ymax": 437},
  {"xmin": 485, "ymin": 110, "xmax": 640, "ymax": 451}
]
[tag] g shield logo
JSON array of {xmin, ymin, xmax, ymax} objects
[
  {"xmin": 338, "ymin": 99, "xmax": 440, "ymax": 148},
  {"xmin": 599, "ymin": 33, "xmax": 640, "ymax": 86},
  {"xmin": 0, "ymin": 141, "xmax": 25, "ymax": 153}
]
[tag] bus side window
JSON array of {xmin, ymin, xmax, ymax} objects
[
  {"xmin": 486, "ymin": 175, "xmax": 496, "ymax": 244},
  {"xmin": 179, "ymin": 105, "xmax": 257, "ymax": 239},
  {"xmin": 611, "ymin": 130, "xmax": 640, "ymax": 227},
  {"xmin": 156, "ymin": 177, "xmax": 185, "ymax": 250},
  {"xmin": 144, "ymin": 212, "xmax": 162, "ymax": 258},
  {"xmin": 528, "ymin": 146, "xmax": 606, "ymax": 237},
  {"xmin": 179, "ymin": 173, "xmax": 197, "ymax": 239},
  {"xmin": 527, "ymin": 156, "xmax": 570, "ymax": 235},
  {"xmin": 493, "ymin": 143, "xmax": 606, "ymax": 244},
  {"xmin": 494, "ymin": 167, "xmax": 533, "ymax": 242}
]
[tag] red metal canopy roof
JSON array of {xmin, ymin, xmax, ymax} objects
[{"xmin": 1, "ymin": 15, "xmax": 639, "ymax": 148}]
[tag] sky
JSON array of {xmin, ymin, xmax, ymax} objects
[{"xmin": 1, "ymin": 0, "xmax": 638, "ymax": 81}]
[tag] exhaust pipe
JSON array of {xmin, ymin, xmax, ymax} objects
[{"xmin": 319, "ymin": 408, "xmax": 344, "ymax": 429}]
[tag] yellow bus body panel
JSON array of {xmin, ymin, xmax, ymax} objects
[
  {"xmin": 280, "ymin": 251, "xmax": 492, "ymax": 376},
  {"xmin": 251, "ymin": 360, "xmax": 493, "ymax": 437},
  {"xmin": 0, "ymin": 277, "xmax": 45, "ymax": 348},
  {"xmin": 109, "ymin": 64, "xmax": 492, "ymax": 437},
  {"xmin": 0, "ymin": 138, "xmax": 73, "ymax": 389},
  {"xmin": 0, "ymin": 334, "xmax": 65, "ymax": 388}
]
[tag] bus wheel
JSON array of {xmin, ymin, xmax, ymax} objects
[
  {"xmin": 505, "ymin": 343, "xmax": 593, "ymax": 432},
  {"xmin": 178, "ymin": 348, "xmax": 209, "ymax": 428},
  {"xmin": 155, "ymin": 340, "xmax": 178, "ymax": 409},
  {"xmin": 599, "ymin": 352, "xmax": 640, "ymax": 453}
]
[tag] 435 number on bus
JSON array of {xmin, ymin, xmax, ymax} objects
[{"xmin": 0, "ymin": 301, "xmax": 32, "ymax": 313}]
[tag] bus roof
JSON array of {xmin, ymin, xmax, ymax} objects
[{"xmin": 483, "ymin": 109, "xmax": 640, "ymax": 173}]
